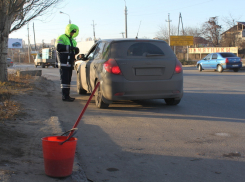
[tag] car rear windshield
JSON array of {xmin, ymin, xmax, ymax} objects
[
  {"xmin": 127, "ymin": 42, "xmax": 164, "ymax": 56},
  {"xmin": 220, "ymin": 53, "xmax": 237, "ymax": 57},
  {"xmin": 110, "ymin": 41, "xmax": 174, "ymax": 58}
]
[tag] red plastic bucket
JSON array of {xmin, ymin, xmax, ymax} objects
[{"xmin": 41, "ymin": 136, "xmax": 77, "ymax": 177}]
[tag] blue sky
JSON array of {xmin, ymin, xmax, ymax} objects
[{"xmin": 9, "ymin": 0, "xmax": 244, "ymax": 44}]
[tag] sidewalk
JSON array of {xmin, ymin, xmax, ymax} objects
[{"xmin": 0, "ymin": 76, "xmax": 88, "ymax": 182}]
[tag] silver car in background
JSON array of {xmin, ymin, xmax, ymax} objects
[
  {"xmin": 7, "ymin": 58, "xmax": 13, "ymax": 67},
  {"xmin": 76, "ymin": 39, "xmax": 183, "ymax": 108}
]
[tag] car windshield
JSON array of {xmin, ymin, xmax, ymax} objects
[{"xmin": 220, "ymin": 53, "xmax": 236, "ymax": 57}]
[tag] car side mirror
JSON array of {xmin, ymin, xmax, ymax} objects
[{"xmin": 77, "ymin": 54, "xmax": 85, "ymax": 60}]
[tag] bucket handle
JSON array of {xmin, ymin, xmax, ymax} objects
[
  {"xmin": 61, "ymin": 128, "xmax": 78, "ymax": 136},
  {"xmin": 60, "ymin": 128, "xmax": 78, "ymax": 145}
]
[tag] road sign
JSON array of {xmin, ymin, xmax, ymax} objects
[{"xmin": 170, "ymin": 36, "xmax": 193, "ymax": 46}]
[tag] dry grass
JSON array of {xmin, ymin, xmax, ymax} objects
[{"xmin": 0, "ymin": 73, "xmax": 34, "ymax": 121}]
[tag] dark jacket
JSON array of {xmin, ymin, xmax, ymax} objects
[{"xmin": 55, "ymin": 24, "xmax": 79, "ymax": 69}]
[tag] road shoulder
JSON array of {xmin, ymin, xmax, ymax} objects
[{"xmin": 0, "ymin": 76, "xmax": 87, "ymax": 182}]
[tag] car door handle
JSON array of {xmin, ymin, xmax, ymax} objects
[{"xmin": 93, "ymin": 65, "xmax": 96, "ymax": 69}]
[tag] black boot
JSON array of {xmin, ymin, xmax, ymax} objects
[{"xmin": 62, "ymin": 96, "xmax": 75, "ymax": 102}]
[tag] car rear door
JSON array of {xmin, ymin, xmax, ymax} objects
[{"xmin": 110, "ymin": 40, "xmax": 176, "ymax": 81}]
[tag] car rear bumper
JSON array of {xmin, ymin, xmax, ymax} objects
[
  {"xmin": 101, "ymin": 73, "xmax": 183, "ymax": 101},
  {"xmin": 224, "ymin": 62, "xmax": 242, "ymax": 69}
]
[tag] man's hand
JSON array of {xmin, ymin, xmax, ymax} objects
[{"xmin": 74, "ymin": 47, "xmax": 80, "ymax": 55}]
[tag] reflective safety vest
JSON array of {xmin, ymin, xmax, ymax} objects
[{"xmin": 56, "ymin": 24, "xmax": 79, "ymax": 69}]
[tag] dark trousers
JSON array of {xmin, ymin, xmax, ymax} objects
[{"xmin": 60, "ymin": 68, "xmax": 73, "ymax": 99}]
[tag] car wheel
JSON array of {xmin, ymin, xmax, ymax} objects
[
  {"xmin": 76, "ymin": 72, "xmax": 87, "ymax": 94},
  {"xmin": 41, "ymin": 64, "xmax": 45, "ymax": 68},
  {"xmin": 233, "ymin": 68, "xmax": 239, "ymax": 72},
  {"xmin": 217, "ymin": 65, "xmax": 223, "ymax": 73},
  {"xmin": 198, "ymin": 64, "xmax": 202, "ymax": 72},
  {"xmin": 164, "ymin": 98, "xmax": 181, "ymax": 105},
  {"xmin": 95, "ymin": 81, "xmax": 109, "ymax": 109},
  {"xmin": 35, "ymin": 65, "xmax": 37, "ymax": 68}
]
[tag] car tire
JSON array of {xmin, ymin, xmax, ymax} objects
[
  {"xmin": 217, "ymin": 65, "xmax": 223, "ymax": 73},
  {"xmin": 95, "ymin": 81, "xmax": 109, "ymax": 109},
  {"xmin": 41, "ymin": 64, "xmax": 45, "ymax": 68},
  {"xmin": 198, "ymin": 64, "xmax": 202, "ymax": 72},
  {"xmin": 76, "ymin": 72, "xmax": 87, "ymax": 94},
  {"xmin": 233, "ymin": 68, "xmax": 239, "ymax": 72},
  {"xmin": 164, "ymin": 98, "xmax": 181, "ymax": 105}
]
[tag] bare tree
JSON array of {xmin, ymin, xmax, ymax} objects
[
  {"xmin": 155, "ymin": 24, "xmax": 178, "ymax": 42},
  {"xmin": 0, "ymin": 0, "xmax": 62, "ymax": 82},
  {"xmin": 184, "ymin": 27, "xmax": 201, "ymax": 37},
  {"xmin": 201, "ymin": 17, "xmax": 222, "ymax": 47}
]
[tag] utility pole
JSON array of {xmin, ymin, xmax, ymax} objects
[
  {"xmin": 92, "ymin": 20, "xmax": 96, "ymax": 43},
  {"xmin": 27, "ymin": 24, "xmax": 31, "ymax": 63},
  {"xmin": 165, "ymin": 13, "xmax": 172, "ymax": 46},
  {"xmin": 177, "ymin": 13, "xmax": 188, "ymax": 60},
  {"xmin": 124, "ymin": 0, "xmax": 128, "ymax": 38},
  {"xmin": 33, "ymin": 22, "xmax": 37, "ymax": 51},
  {"xmin": 178, "ymin": 13, "xmax": 184, "ymax": 36}
]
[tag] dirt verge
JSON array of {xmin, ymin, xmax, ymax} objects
[{"xmin": 0, "ymin": 76, "xmax": 87, "ymax": 182}]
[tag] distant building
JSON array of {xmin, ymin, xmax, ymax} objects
[
  {"xmin": 86, "ymin": 37, "xmax": 92, "ymax": 41},
  {"xmin": 51, "ymin": 39, "xmax": 56, "ymax": 46},
  {"xmin": 193, "ymin": 37, "xmax": 209, "ymax": 47},
  {"xmin": 221, "ymin": 22, "xmax": 245, "ymax": 47}
]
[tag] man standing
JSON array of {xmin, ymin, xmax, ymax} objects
[{"xmin": 56, "ymin": 24, "xmax": 80, "ymax": 102}]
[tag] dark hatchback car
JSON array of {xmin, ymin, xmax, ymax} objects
[{"xmin": 76, "ymin": 39, "xmax": 183, "ymax": 108}]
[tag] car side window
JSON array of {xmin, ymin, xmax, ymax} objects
[
  {"xmin": 93, "ymin": 42, "xmax": 105, "ymax": 60},
  {"xmin": 102, "ymin": 42, "xmax": 110, "ymax": 60},
  {"xmin": 87, "ymin": 49, "xmax": 96, "ymax": 60},
  {"xmin": 212, "ymin": 54, "xmax": 217, "ymax": 59},
  {"xmin": 204, "ymin": 54, "xmax": 211, "ymax": 60}
]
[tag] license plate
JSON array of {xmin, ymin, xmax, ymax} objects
[{"xmin": 232, "ymin": 65, "xmax": 238, "ymax": 67}]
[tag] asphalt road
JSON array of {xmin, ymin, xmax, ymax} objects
[{"xmin": 11, "ymin": 64, "xmax": 245, "ymax": 182}]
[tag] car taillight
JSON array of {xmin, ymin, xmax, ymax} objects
[
  {"xmin": 104, "ymin": 59, "xmax": 122, "ymax": 75},
  {"xmin": 10, "ymin": 62, "xmax": 13, "ymax": 63},
  {"xmin": 174, "ymin": 58, "xmax": 182, "ymax": 74},
  {"xmin": 225, "ymin": 58, "xmax": 229, "ymax": 63}
]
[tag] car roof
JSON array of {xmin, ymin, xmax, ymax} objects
[
  {"xmin": 100, "ymin": 38, "xmax": 167, "ymax": 44},
  {"xmin": 211, "ymin": 52, "xmax": 235, "ymax": 54}
]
